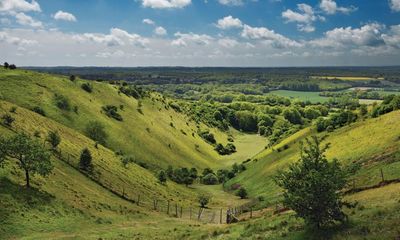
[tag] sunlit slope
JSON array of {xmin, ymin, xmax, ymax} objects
[
  {"xmin": 227, "ymin": 111, "xmax": 400, "ymax": 202},
  {"xmin": 0, "ymin": 68, "xmax": 225, "ymax": 169}
]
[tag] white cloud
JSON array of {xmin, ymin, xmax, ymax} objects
[
  {"xmin": 319, "ymin": 0, "xmax": 357, "ymax": 15},
  {"xmin": 141, "ymin": 0, "xmax": 191, "ymax": 9},
  {"xmin": 0, "ymin": 31, "xmax": 37, "ymax": 46},
  {"xmin": 75, "ymin": 28, "xmax": 148, "ymax": 48},
  {"xmin": 172, "ymin": 32, "xmax": 213, "ymax": 47},
  {"xmin": 390, "ymin": 0, "xmax": 400, "ymax": 11},
  {"xmin": 282, "ymin": 4, "xmax": 321, "ymax": 32},
  {"xmin": 310, "ymin": 23, "xmax": 385, "ymax": 48},
  {"xmin": 218, "ymin": 38, "xmax": 239, "ymax": 48},
  {"xmin": 216, "ymin": 15, "xmax": 243, "ymax": 29},
  {"xmin": 218, "ymin": 0, "xmax": 243, "ymax": 6},
  {"xmin": 53, "ymin": 10, "xmax": 77, "ymax": 22},
  {"xmin": 382, "ymin": 25, "xmax": 400, "ymax": 48},
  {"xmin": 143, "ymin": 18, "xmax": 155, "ymax": 25},
  {"xmin": 241, "ymin": 24, "xmax": 301, "ymax": 48},
  {"xmin": 154, "ymin": 26, "xmax": 167, "ymax": 35},
  {"xmin": 15, "ymin": 12, "xmax": 42, "ymax": 28},
  {"xmin": 0, "ymin": 0, "xmax": 40, "ymax": 13}
]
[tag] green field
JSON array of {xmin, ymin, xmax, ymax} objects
[{"xmin": 268, "ymin": 90, "xmax": 330, "ymax": 103}]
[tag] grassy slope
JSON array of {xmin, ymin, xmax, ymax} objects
[
  {"xmin": 0, "ymin": 68, "xmax": 226, "ymax": 170},
  {"xmin": 0, "ymin": 100, "xmax": 249, "ymax": 239},
  {"xmin": 227, "ymin": 111, "xmax": 400, "ymax": 204}
]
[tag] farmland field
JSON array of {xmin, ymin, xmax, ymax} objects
[{"xmin": 268, "ymin": 90, "xmax": 329, "ymax": 103}]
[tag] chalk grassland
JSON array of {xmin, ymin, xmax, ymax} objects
[{"xmin": 226, "ymin": 110, "xmax": 400, "ymax": 205}]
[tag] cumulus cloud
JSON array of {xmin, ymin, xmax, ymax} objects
[
  {"xmin": 143, "ymin": 18, "xmax": 155, "ymax": 25},
  {"xmin": 15, "ymin": 12, "xmax": 42, "ymax": 28},
  {"xmin": 282, "ymin": 4, "xmax": 323, "ymax": 33},
  {"xmin": 75, "ymin": 28, "xmax": 148, "ymax": 48},
  {"xmin": 319, "ymin": 0, "xmax": 357, "ymax": 15},
  {"xmin": 218, "ymin": 38, "xmax": 239, "ymax": 48},
  {"xmin": 241, "ymin": 24, "xmax": 302, "ymax": 48},
  {"xmin": 53, "ymin": 10, "xmax": 77, "ymax": 22},
  {"xmin": 390, "ymin": 0, "xmax": 400, "ymax": 11},
  {"xmin": 216, "ymin": 16, "xmax": 243, "ymax": 29},
  {"xmin": 171, "ymin": 32, "xmax": 213, "ymax": 47},
  {"xmin": 218, "ymin": 0, "xmax": 243, "ymax": 6},
  {"xmin": 141, "ymin": 0, "xmax": 191, "ymax": 9},
  {"xmin": 0, "ymin": 0, "xmax": 40, "ymax": 13},
  {"xmin": 310, "ymin": 23, "xmax": 385, "ymax": 48},
  {"xmin": 0, "ymin": 30, "xmax": 37, "ymax": 46},
  {"xmin": 154, "ymin": 26, "xmax": 167, "ymax": 36}
]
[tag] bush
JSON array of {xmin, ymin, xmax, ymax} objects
[
  {"xmin": 158, "ymin": 170, "xmax": 167, "ymax": 184},
  {"xmin": 46, "ymin": 131, "xmax": 61, "ymax": 149},
  {"xmin": 32, "ymin": 106, "xmax": 46, "ymax": 116},
  {"xmin": 2, "ymin": 114, "xmax": 15, "ymax": 127},
  {"xmin": 79, "ymin": 148, "xmax": 93, "ymax": 172},
  {"xmin": 198, "ymin": 194, "xmax": 210, "ymax": 208},
  {"xmin": 121, "ymin": 156, "xmax": 134, "ymax": 167},
  {"xmin": 8, "ymin": 64, "xmax": 16, "ymax": 70},
  {"xmin": 237, "ymin": 187, "xmax": 248, "ymax": 199},
  {"xmin": 54, "ymin": 94, "xmax": 71, "ymax": 111},
  {"xmin": 85, "ymin": 121, "xmax": 108, "ymax": 145},
  {"xmin": 102, "ymin": 105, "xmax": 123, "ymax": 121},
  {"xmin": 9, "ymin": 106, "xmax": 17, "ymax": 113},
  {"xmin": 202, "ymin": 173, "xmax": 219, "ymax": 185},
  {"xmin": 81, "ymin": 83, "xmax": 93, "ymax": 93},
  {"xmin": 198, "ymin": 130, "xmax": 216, "ymax": 144},
  {"xmin": 69, "ymin": 75, "xmax": 76, "ymax": 81}
]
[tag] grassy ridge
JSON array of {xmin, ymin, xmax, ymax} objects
[
  {"xmin": 227, "ymin": 111, "xmax": 400, "ymax": 205},
  {"xmin": 0, "ymin": 68, "xmax": 228, "ymax": 170}
]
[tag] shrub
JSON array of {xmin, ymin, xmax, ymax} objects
[
  {"xmin": 79, "ymin": 148, "xmax": 93, "ymax": 172},
  {"xmin": 81, "ymin": 83, "xmax": 93, "ymax": 93},
  {"xmin": 237, "ymin": 187, "xmax": 248, "ymax": 199},
  {"xmin": 102, "ymin": 105, "xmax": 123, "ymax": 121},
  {"xmin": 9, "ymin": 106, "xmax": 17, "ymax": 113},
  {"xmin": 158, "ymin": 170, "xmax": 167, "ymax": 184},
  {"xmin": 198, "ymin": 130, "xmax": 216, "ymax": 144},
  {"xmin": 8, "ymin": 64, "xmax": 16, "ymax": 70},
  {"xmin": 3, "ymin": 62, "xmax": 9, "ymax": 69},
  {"xmin": 202, "ymin": 173, "xmax": 219, "ymax": 185},
  {"xmin": 46, "ymin": 131, "xmax": 61, "ymax": 149},
  {"xmin": 69, "ymin": 75, "xmax": 76, "ymax": 81},
  {"xmin": 2, "ymin": 114, "xmax": 14, "ymax": 127},
  {"xmin": 54, "ymin": 94, "xmax": 71, "ymax": 111},
  {"xmin": 85, "ymin": 121, "xmax": 108, "ymax": 145},
  {"xmin": 121, "ymin": 156, "xmax": 134, "ymax": 167},
  {"xmin": 198, "ymin": 194, "xmax": 211, "ymax": 208},
  {"xmin": 32, "ymin": 106, "xmax": 46, "ymax": 116}
]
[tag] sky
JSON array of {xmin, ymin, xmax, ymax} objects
[{"xmin": 0, "ymin": 0, "xmax": 400, "ymax": 67}]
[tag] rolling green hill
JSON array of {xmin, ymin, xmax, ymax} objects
[
  {"xmin": 0, "ymin": 68, "xmax": 236, "ymax": 170},
  {"xmin": 227, "ymin": 110, "xmax": 400, "ymax": 205}
]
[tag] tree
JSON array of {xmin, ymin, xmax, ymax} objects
[
  {"xmin": 69, "ymin": 75, "xmax": 76, "ymax": 81},
  {"xmin": 158, "ymin": 170, "xmax": 167, "ymax": 184},
  {"xmin": 79, "ymin": 148, "xmax": 93, "ymax": 172},
  {"xmin": 166, "ymin": 165, "xmax": 174, "ymax": 179},
  {"xmin": 81, "ymin": 83, "xmax": 93, "ymax": 93},
  {"xmin": 4, "ymin": 62, "xmax": 9, "ymax": 69},
  {"xmin": 198, "ymin": 194, "xmax": 210, "ymax": 208},
  {"xmin": 46, "ymin": 131, "xmax": 61, "ymax": 149},
  {"xmin": 85, "ymin": 121, "xmax": 108, "ymax": 145},
  {"xmin": 237, "ymin": 187, "xmax": 248, "ymax": 199},
  {"xmin": 275, "ymin": 136, "xmax": 348, "ymax": 228},
  {"xmin": 2, "ymin": 133, "xmax": 53, "ymax": 188},
  {"xmin": 9, "ymin": 64, "xmax": 16, "ymax": 69},
  {"xmin": 202, "ymin": 173, "xmax": 218, "ymax": 185},
  {"xmin": 359, "ymin": 104, "xmax": 368, "ymax": 117}
]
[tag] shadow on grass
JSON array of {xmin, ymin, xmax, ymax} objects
[
  {"xmin": 0, "ymin": 177, "xmax": 54, "ymax": 208},
  {"xmin": 298, "ymin": 221, "xmax": 353, "ymax": 240}
]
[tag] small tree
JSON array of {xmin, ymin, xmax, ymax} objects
[
  {"xmin": 275, "ymin": 136, "xmax": 348, "ymax": 228},
  {"xmin": 46, "ymin": 131, "xmax": 61, "ymax": 149},
  {"xmin": 79, "ymin": 148, "xmax": 93, "ymax": 172},
  {"xmin": 4, "ymin": 62, "xmax": 9, "ymax": 69},
  {"xmin": 85, "ymin": 121, "xmax": 107, "ymax": 145},
  {"xmin": 1, "ymin": 133, "xmax": 53, "ymax": 188},
  {"xmin": 237, "ymin": 187, "xmax": 248, "ymax": 199},
  {"xmin": 69, "ymin": 75, "xmax": 76, "ymax": 81},
  {"xmin": 2, "ymin": 114, "xmax": 15, "ymax": 127},
  {"xmin": 198, "ymin": 194, "xmax": 210, "ymax": 208},
  {"xmin": 158, "ymin": 170, "xmax": 167, "ymax": 184}
]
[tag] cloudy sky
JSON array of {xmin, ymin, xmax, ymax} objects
[{"xmin": 1, "ymin": 0, "xmax": 400, "ymax": 67}]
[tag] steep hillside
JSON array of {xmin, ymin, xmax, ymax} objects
[
  {"xmin": 0, "ymin": 68, "xmax": 231, "ymax": 170},
  {"xmin": 227, "ymin": 110, "xmax": 400, "ymax": 205}
]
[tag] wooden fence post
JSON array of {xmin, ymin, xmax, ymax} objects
[
  {"xmin": 220, "ymin": 208, "xmax": 223, "ymax": 224},
  {"xmin": 180, "ymin": 206, "xmax": 183, "ymax": 218},
  {"xmin": 380, "ymin": 168, "xmax": 385, "ymax": 182},
  {"xmin": 175, "ymin": 203, "xmax": 178, "ymax": 217},
  {"xmin": 198, "ymin": 207, "xmax": 202, "ymax": 221}
]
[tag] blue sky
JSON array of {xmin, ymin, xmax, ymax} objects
[{"xmin": 1, "ymin": 0, "xmax": 400, "ymax": 66}]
